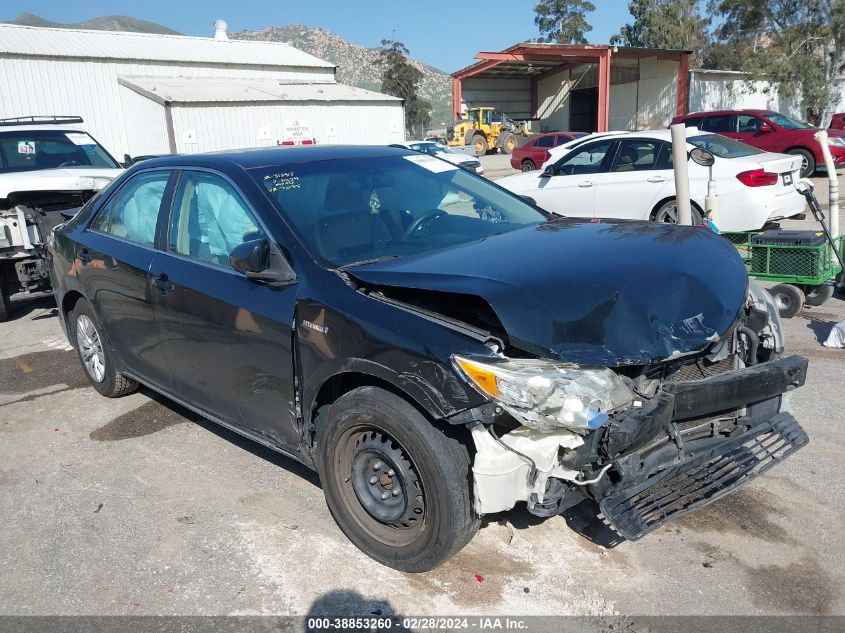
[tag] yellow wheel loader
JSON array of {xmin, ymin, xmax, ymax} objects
[{"xmin": 447, "ymin": 107, "xmax": 531, "ymax": 157}]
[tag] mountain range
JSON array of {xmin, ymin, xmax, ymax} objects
[{"xmin": 3, "ymin": 14, "xmax": 453, "ymax": 125}]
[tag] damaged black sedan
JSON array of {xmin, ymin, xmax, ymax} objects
[{"xmin": 48, "ymin": 146, "xmax": 808, "ymax": 572}]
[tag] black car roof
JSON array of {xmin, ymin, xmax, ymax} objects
[{"xmin": 134, "ymin": 145, "xmax": 414, "ymax": 172}]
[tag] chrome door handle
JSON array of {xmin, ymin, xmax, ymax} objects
[
  {"xmin": 578, "ymin": 181, "xmax": 594, "ymax": 188},
  {"xmin": 647, "ymin": 176, "xmax": 669, "ymax": 183}
]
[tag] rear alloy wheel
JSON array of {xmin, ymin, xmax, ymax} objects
[
  {"xmin": 787, "ymin": 148, "xmax": 815, "ymax": 178},
  {"xmin": 770, "ymin": 283, "xmax": 805, "ymax": 318},
  {"xmin": 315, "ymin": 386, "xmax": 478, "ymax": 572},
  {"xmin": 521, "ymin": 159, "xmax": 536, "ymax": 172},
  {"xmin": 803, "ymin": 283, "xmax": 834, "ymax": 307},
  {"xmin": 652, "ymin": 199, "xmax": 703, "ymax": 225},
  {"xmin": 470, "ymin": 134, "xmax": 489, "ymax": 157},
  {"xmin": 70, "ymin": 299, "xmax": 139, "ymax": 397}
]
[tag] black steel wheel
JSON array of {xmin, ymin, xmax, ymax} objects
[
  {"xmin": 521, "ymin": 159, "xmax": 536, "ymax": 172},
  {"xmin": 803, "ymin": 283, "xmax": 834, "ymax": 307},
  {"xmin": 770, "ymin": 283, "xmax": 805, "ymax": 318},
  {"xmin": 315, "ymin": 386, "xmax": 478, "ymax": 572}
]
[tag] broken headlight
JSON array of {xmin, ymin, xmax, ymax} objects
[
  {"xmin": 453, "ymin": 355, "xmax": 634, "ymax": 433},
  {"xmin": 748, "ymin": 279, "xmax": 784, "ymax": 353}
]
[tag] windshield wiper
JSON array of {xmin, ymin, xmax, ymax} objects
[{"xmin": 339, "ymin": 255, "xmax": 401, "ymax": 269}]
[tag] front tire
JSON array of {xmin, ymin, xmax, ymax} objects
[
  {"xmin": 70, "ymin": 299, "xmax": 138, "ymax": 397},
  {"xmin": 500, "ymin": 132, "xmax": 517, "ymax": 155},
  {"xmin": 469, "ymin": 134, "xmax": 488, "ymax": 157},
  {"xmin": 770, "ymin": 284, "xmax": 805, "ymax": 318},
  {"xmin": 788, "ymin": 148, "xmax": 815, "ymax": 178},
  {"xmin": 315, "ymin": 386, "xmax": 478, "ymax": 572}
]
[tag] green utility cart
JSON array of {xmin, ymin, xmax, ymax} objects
[{"xmin": 722, "ymin": 230, "xmax": 844, "ymax": 317}]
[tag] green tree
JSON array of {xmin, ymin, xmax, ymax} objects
[
  {"xmin": 708, "ymin": 0, "xmax": 844, "ymax": 127},
  {"xmin": 534, "ymin": 0, "xmax": 596, "ymax": 44},
  {"xmin": 377, "ymin": 39, "xmax": 431, "ymax": 136},
  {"xmin": 612, "ymin": 0, "xmax": 710, "ymax": 65}
]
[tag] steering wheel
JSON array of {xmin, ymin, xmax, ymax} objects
[{"xmin": 403, "ymin": 209, "xmax": 447, "ymax": 239}]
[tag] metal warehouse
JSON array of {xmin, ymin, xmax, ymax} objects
[
  {"xmin": 0, "ymin": 22, "xmax": 405, "ymax": 158},
  {"xmin": 453, "ymin": 43, "xmax": 691, "ymax": 132}
]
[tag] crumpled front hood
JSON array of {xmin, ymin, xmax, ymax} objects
[
  {"xmin": 350, "ymin": 218, "xmax": 748, "ymax": 367},
  {"xmin": 0, "ymin": 168, "xmax": 122, "ymax": 199}
]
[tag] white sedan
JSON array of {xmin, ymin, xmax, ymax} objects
[
  {"xmin": 496, "ymin": 129, "xmax": 805, "ymax": 232},
  {"xmin": 390, "ymin": 141, "xmax": 483, "ymax": 175}
]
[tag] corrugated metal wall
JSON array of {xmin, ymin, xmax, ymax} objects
[
  {"xmin": 117, "ymin": 84, "xmax": 170, "ymax": 157},
  {"xmin": 461, "ymin": 77, "xmax": 532, "ymax": 119},
  {"xmin": 169, "ymin": 101, "xmax": 405, "ymax": 153},
  {"xmin": 634, "ymin": 57, "xmax": 678, "ymax": 129},
  {"xmin": 536, "ymin": 68, "xmax": 570, "ymax": 132},
  {"xmin": 0, "ymin": 55, "xmax": 335, "ymax": 157}
]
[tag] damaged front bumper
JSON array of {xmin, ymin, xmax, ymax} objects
[{"xmin": 465, "ymin": 355, "xmax": 809, "ymax": 538}]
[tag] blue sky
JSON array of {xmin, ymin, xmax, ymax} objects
[{"xmin": 1, "ymin": 0, "xmax": 637, "ymax": 71}]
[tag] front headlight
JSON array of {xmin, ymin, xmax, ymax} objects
[
  {"xmin": 828, "ymin": 137, "xmax": 845, "ymax": 148},
  {"xmin": 453, "ymin": 355, "xmax": 634, "ymax": 432}
]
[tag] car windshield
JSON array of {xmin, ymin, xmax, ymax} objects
[
  {"xmin": 765, "ymin": 113, "xmax": 814, "ymax": 130},
  {"xmin": 688, "ymin": 134, "xmax": 764, "ymax": 158},
  {"xmin": 0, "ymin": 130, "xmax": 120, "ymax": 173},
  {"xmin": 251, "ymin": 154, "xmax": 546, "ymax": 267},
  {"xmin": 409, "ymin": 142, "xmax": 454, "ymax": 156}
]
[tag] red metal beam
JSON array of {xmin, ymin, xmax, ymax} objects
[
  {"xmin": 452, "ymin": 76, "xmax": 462, "ymax": 119},
  {"xmin": 676, "ymin": 53, "xmax": 690, "ymax": 116},
  {"xmin": 597, "ymin": 49, "xmax": 611, "ymax": 132},
  {"xmin": 453, "ymin": 57, "xmax": 507, "ymax": 80}
]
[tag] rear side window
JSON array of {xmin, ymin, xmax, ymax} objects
[
  {"xmin": 168, "ymin": 171, "xmax": 265, "ymax": 268},
  {"xmin": 701, "ymin": 115, "xmax": 734, "ymax": 133},
  {"xmin": 680, "ymin": 117, "xmax": 703, "ymax": 128},
  {"xmin": 554, "ymin": 135, "xmax": 571, "ymax": 146},
  {"xmin": 89, "ymin": 170, "xmax": 170, "ymax": 246},
  {"xmin": 611, "ymin": 139, "xmax": 660, "ymax": 172},
  {"xmin": 535, "ymin": 135, "xmax": 555, "ymax": 148}
]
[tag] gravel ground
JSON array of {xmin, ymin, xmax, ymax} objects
[{"xmin": 0, "ymin": 170, "xmax": 843, "ymax": 620}]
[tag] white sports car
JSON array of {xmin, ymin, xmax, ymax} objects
[{"xmin": 496, "ymin": 128, "xmax": 805, "ymax": 232}]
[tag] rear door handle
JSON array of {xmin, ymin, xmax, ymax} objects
[
  {"xmin": 647, "ymin": 176, "xmax": 669, "ymax": 183},
  {"xmin": 151, "ymin": 274, "xmax": 175, "ymax": 294},
  {"xmin": 78, "ymin": 248, "xmax": 91, "ymax": 265},
  {"xmin": 578, "ymin": 181, "xmax": 594, "ymax": 188}
]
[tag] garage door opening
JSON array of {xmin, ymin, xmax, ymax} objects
[{"xmin": 570, "ymin": 88, "xmax": 598, "ymax": 132}]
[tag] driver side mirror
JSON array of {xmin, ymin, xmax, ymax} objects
[
  {"xmin": 758, "ymin": 123, "xmax": 774, "ymax": 133},
  {"xmin": 122, "ymin": 154, "xmax": 133, "ymax": 168},
  {"xmin": 229, "ymin": 238, "xmax": 296, "ymax": 286},
  {"xmin": 541, "ymin": 164, "xmax": 555, "ymax": 178}
]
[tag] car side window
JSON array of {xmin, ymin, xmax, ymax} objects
[
  {"xmin": 554, "ymin": 135, "xmax": 571, "ymax": 147},
  {"xmin": 701, "ymin": 115, "xmax": 734, "ymax": 133},
  {"xmin": 555, "ymin": 140, "xmax": 614, "ymax": 175},
  {"xmin": 737, "ymin": 115, "xmax": 763, "ymax": 133},
  {"xmin": 168, "ymin": 171, "xmax": 265, "ymax": 268},
  {"xmin": 610, "ymin": 140, "xmax": 660, "ymax": 172},
  {"xmin": 89, "ymin": 170, "xmax": 170, "ymax": 246},
  {"xmin": 655, "ymin": 143, "xmax": 674, "ymax": 170},
  {"xmin": 682, "ymin": 117, "xmax": 703, "ymax": 128},
  {"xmin": 535, "ymin": 135, "xmax": 554, "ymax": 148}
]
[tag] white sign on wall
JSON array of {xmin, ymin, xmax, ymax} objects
[{"xmin": 283, "ymin": 119, "xmax": 311, "ymax": 141}]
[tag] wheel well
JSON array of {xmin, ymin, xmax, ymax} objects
[
  {"xmin": 783, "ymin": 146, "xmax": 813, "ymax": 155},
  {"xmin": 61, "ymin": 290, "xmax": 84, "ymax": 323},
  {"xmin": 308, "ymin": 372, "xmax": 444, "ymax": 447},
  {"xmin": 649, "ymin": 196, "xmax": 703, "ymax": 220},
  {"xmin": 521, "ymin": 158, "xmax": 535, "ymax": 165}
]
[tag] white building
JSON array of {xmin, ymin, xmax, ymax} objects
[{"xmin": 0, "ymin": 22, "xmax": 405, "ymax": 158}]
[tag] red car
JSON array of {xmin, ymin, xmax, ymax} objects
[
  {"xmin": 829, "ymin": 113, "xmax": 845, "ymax": 130},
  {"xmin": 672, "ymin": 109, "xmax": 845, "ymax": 178},
  {"xmin": 510, "ymin": 132, "xmax": 586, "ymax": 172}
]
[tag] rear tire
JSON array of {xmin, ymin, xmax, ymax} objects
[
  {"xmin": 469, "ymin": 134, "xmax": 488, "ymax": 157},
  {"xmin": 770, "ymin": 284, "xmax": 805, "ymax": 318},
  {"xmin": 69, "ymin": 299, "xmax": 138, "ymax": 397},
  {"xmin": 788, "ymin": 148, "xmax": 815, "ymax": 178},
  {"xmin": 803, "ymin": 283, "xmax": 834, "ymax": 306},
  {"xmin": 651, "ymin": 199, "xmax": 703, "ymax": 225},
  {"xmin": 521, "ymin": 159, "xmax": 536, "ymax": 172},
  {"xmin": 315, "ymin": 386, "xmax": 479, "ymax": 572}
]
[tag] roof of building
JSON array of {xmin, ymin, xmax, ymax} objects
[
  {"xmin": 0, "ymin": 23, "xmax": 334, "ymax": 69},
  {"xmin": 117, "ymin": 76, "xmax": 401, "ymax": 104}
]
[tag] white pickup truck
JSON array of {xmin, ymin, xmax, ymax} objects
[{"xmin": 0, "ymin": 116, "xmax": 123, "ymax": 320}]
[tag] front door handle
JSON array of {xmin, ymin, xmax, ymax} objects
[
  {"xmin": 647, "ymin": 176, "xmax": 669, "ymax": 183},
  {"xmin": 78, "ymin": 248, "xmax": 91, "ymax": 265},
  {"xmin": 578, "ymin": 181, "xmax": 594, "ymax": 188},
  {"xmin": 151, "ymin": 274, "xmax": 175, "ymax": 295}
]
